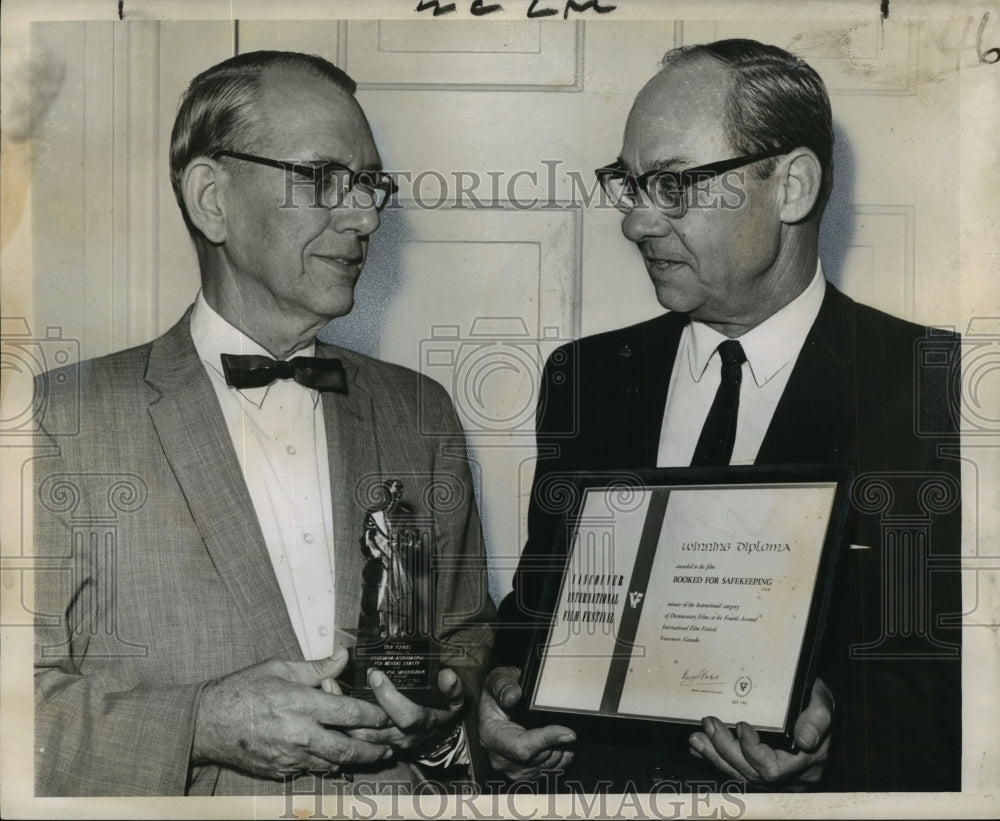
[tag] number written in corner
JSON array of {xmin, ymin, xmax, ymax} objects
[{"xmin": 415, "ymin": 0, "xmax": 618, "ymax": 20}]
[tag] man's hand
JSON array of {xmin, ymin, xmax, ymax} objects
[
  {"xmin": 688, "ymin": 677, "xmax": 834, "ymax": 791},
  {"xmin": 341, "ymin": 666, "xmax": 466, "ymax": 757},
  {"xmin": 192, "ymin": 649, "xmax": 393, "ymax": 779},
  {"xmin": 479, "ymin": 665, "xmax": 576, "ymax": 781}
]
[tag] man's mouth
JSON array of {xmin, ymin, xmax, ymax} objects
[
  {"xmin": 317, "ymin": 253, "xmax": 364, "ymax": 268},
  {"xmin": 643, "ymin": 256, "xmax": 686, "ymax": 272}
]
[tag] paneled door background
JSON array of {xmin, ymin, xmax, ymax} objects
[{"xmin": 17, "ymin": 16, "xmax": 982, "ymax": 605}]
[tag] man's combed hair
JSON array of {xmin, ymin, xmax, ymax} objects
[
  {"xmin": 661, "ymin": 39, "xmax": 834, "ymax": 217},
  {"xmin": 168, "ymin": 50, "xmax": 357, "ymax": 237}
]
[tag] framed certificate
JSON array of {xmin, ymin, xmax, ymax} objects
[{"xmin": 520, "ymin": 465, "xmax": 852, "ymax": 739}]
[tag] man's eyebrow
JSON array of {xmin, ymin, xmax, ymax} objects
[
  {"xmin": 616, "ymin": 155, "xmax": 693, "ymax": 173},
  {"xmin": 304, "ymin": 156, "xmax": 384, "ymax": 171},
  {"xmin": 648, "ymin": 156, "xmax": 693, "ymax": 172},
  {"xmin": 341, "ymin": 160, "xmax": 385, "ymax": 172}
]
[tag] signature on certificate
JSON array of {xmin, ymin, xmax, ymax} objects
[{"xmin": 679, "ymin": 668, "xmax": 724, "ymax": 687}]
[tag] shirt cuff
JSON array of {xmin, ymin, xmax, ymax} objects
[{"xmin": 416, "ymin": 724, "xmax": 468, "ymax": 768}]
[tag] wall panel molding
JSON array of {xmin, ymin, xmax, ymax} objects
[
  {"xmin": 154, "ymin": 22, "xmax": 234, "ymax": 335},
  {"xmin": 679, "ymin": 19, "xmax": 918, "ymax": 96},
  {"xmin": 237, "ymin": 19, "xmax": 340, "ymax": 59},
  {"xmin": 113, "ymin": 22, "xmax": 160, "ymax": 350},
  {"xmin": 345, "ymin": 20, "xmax": 583, "ymax": 91},
  {"xmin": 840, "ymin": 204, "xmax": 915, "ymax": 319},
  {"xmin": 377, "ymin": 205, "xmax": 582, "ymax": 381},
  {"xmin": 370, "ymin": 204, "xmax": 582, "ymax": 603}
]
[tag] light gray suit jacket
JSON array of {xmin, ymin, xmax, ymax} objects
[{"xmin": 33, "ymin": 307, "xmax": 494, "ymax": 796}]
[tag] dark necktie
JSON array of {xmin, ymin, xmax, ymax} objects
[
  {"xmin": 220, "ymin": 353, "xmax": 348, "ymax": 393},
  {"xmin": 689, "ymin": 339, "xmax": 747, "ymax": 467}
]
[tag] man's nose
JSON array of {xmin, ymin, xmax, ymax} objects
[
  {"xmin": 621, "ymin": 200, "xmax": 672, "ymax": 244},
  {"xmin": 331, "ymin": 190, "xmax": 381, "ymax": 236}
]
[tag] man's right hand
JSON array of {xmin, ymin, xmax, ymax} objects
[
  {"xmin": 479, "ymin": 665, "xmax": 576, "ymax": 781},
  {"xmin": 192, "ymin": 648, "xmax": 394, "ymax": 779}
]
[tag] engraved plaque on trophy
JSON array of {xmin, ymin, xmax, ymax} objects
[{"xmin": 347, "ymin": 479, "xmax": 446, "ymax": 708}]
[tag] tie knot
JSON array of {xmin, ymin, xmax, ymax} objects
[
  {"xmin": 717, "ymin": 339, "xmax": 746, "ymax": 374},
  {"xmin": 717, "ymin": 339, "xmax": 746, "ymax": 365},
  {"xmin": 220, "ymin": 353, "xmax": 347, "ymax": 393},
  {"xmin": 272, "ymin": 360, "xmax": 296, "ymax": 379}
]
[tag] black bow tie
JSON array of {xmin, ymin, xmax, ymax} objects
[{"xmin": 220, "ymin": 353, "xmax": 348, "ymax": 392}]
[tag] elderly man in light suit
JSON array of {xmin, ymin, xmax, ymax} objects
[{"xmin": 33, "ymin": 50, "xmax": 493, "ymax": 796}]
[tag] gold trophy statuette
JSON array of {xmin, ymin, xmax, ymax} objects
[{"xmin": 348, "ymin": 479, "xmax": 444, "ymax": 707}]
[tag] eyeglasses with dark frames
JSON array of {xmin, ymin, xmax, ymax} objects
[
  {"xmin": 212, "ymin": 150, "xmax": 398, "ymax": 212},
  {"xmin": 595, "ymin": 150, "xmax": 789, "ymax": 218}
]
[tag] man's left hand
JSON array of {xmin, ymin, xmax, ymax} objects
[
  {"xmin": 334, "ymin": 667, "xmax": 465, "ymax": 756},
  {"xmin": 688, "ymin": 677, "xmax": 833, "ymax": 791}
]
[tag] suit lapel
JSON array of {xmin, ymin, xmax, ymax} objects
[
  {"xmin": 639, "ymin": 312, "xmax": 688, "ymax": 467},
  {"xmin": 144, "ymin": 309, "xmax": 301, "ymax": 660},
  {"xmin": 757, "ymin": 284, "xmax": 855, "ymax": 464},
  {"xmin": 316, "ymin": 344, "xmax": 379, "ymax": 645}
]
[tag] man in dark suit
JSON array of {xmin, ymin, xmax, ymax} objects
[
  {"xmin": 33, "ymin": 51, "xmax": 493, "ymax": 796},
  {"xmin": 480, "ymin": 39, "xmax": 962, "ymax": 793}
]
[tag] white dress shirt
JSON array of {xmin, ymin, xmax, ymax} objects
[
  {"xmin": 657, "ymin": 264, "xmax": 827, "ymax": 467},
  {"xmin": 190, "ymin": 295, "xmax": 471, "ymax": 767},
  {"xmin": 190, "ymin": 292, "xmax": 337, "ymax": 660}
]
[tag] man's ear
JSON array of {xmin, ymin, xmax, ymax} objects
[
  {"xmin": 776, "ymin": 148, "xmax": 822, "ymax": 224},
  {"xmin": 182, "ymin": 159, "xmax": 228, "ymax": 244}
]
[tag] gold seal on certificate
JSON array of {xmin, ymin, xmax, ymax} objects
[{"xmin": 521, "ymin": 466, "xmax": 850, "ymax": 737}]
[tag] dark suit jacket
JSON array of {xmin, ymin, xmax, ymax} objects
[
  {"xmin": 494, "ymin": 283, "xmax": 962, "ymax": 792},
  {"xmin": 33, "ymin": 307, "xmax": 495, "ymax": 796}
]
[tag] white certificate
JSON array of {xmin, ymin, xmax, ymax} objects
[{"xmin": 528, "ymin": 479, "xmax": 840, "ymax": 733}]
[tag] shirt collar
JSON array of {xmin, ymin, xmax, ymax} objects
[
  {"xmin": 687, "ymin": 261, "xmax": 826, "ymax": 387},
  {"xmin": 190, "ymin": 291, "xmax": 318, "ymax": 408}
]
